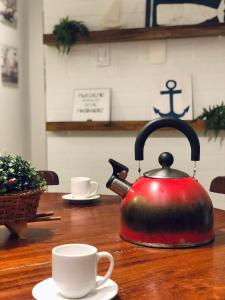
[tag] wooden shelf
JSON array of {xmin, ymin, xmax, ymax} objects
[
  {"xmin": 46, "ymin": 120, "xmax": 204, "ymax": 132},
  {"xmin": 43, "ymin": 24, "xmax": 225, "ymax": 46}
]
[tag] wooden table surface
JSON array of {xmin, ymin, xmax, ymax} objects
[{"xmin": 1, "ymin": 193, "xmax": 225, "ymax": 300}]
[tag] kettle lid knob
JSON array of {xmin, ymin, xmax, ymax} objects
[
  {"xmin": 144, "ymin": 151, "xmax": 189, "ymax": 178},
  {"xmin": 158, "ymin": 152, "xmax": 174, "ymax": 168}
]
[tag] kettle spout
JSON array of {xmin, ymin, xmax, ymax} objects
[{"xmin": 106, "ymin": 159, "xmax": 132, "ymax": 198}]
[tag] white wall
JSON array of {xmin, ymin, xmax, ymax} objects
[
  {"xmin": 0, "ymin": 0, "xmax": 46, "ymax": 169},
  {"xmin": 43, "ymin": 0, "xmax": 225, "ymax": 209},
  {"xmin": 27, "ymin": 0, "xmax": 46, "ymax": 169},
  {"xmin": 0, "ymin": 0, "xmax": 30, "ymax": 159}
]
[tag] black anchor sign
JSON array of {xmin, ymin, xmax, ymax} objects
[{"xmin": 153, "ymin": 80, "xmax": 190, "ymax": 118}]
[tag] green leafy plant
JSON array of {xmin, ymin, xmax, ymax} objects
[
  {"xmin": 53, "ymin": 16, "xmax": 90, "ymax": 54},
  {"xmin": 0, "ymin": 155, "xmax": 46, "ymax": 195},
  {"xmin": 197, "ymin": 102, "xmax": 225, "ymax": 136}
]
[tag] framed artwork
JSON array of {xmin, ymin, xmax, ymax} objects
[
  {"xmin": 0, "ymin": 0, "xmax": 17, "ymax": 27},
  {"xmin": 1, "ymin": 45, "xmax": 18, "ymax": 85},
  {"xmin": 146, "ymin": 0, "xmax": 224, "ymax": 27},
  {"xmin": 151, "ymin": 76, "xmax": 193, "ymax": 120},
  {"xmin": 72, "ymin": 88, "xmax": 111, "ymax": 121}
]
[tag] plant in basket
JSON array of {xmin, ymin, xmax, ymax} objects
[
  {"xmin": 0, "ymin": 155, "xmax": 47, "ymax": 239},
  {"xmin": 0, "ymin": 155, "xmax": 46, "ymax": 194}
]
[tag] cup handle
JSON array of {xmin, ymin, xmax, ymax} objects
[
  {"xmin": 96, "ymin": 251, "xmax": 114, "ymax": 288},
  {"xmin": 89, "ymin": 181, "xmax": 99, "ymax": 197}
]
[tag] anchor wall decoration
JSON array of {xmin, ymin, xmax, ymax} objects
[{"xmin": 153, "ymin": 80, "xmax": 190, "ymax": 119}]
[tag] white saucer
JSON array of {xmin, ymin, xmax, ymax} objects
[
  {"xmin": 62, "ymin": 194, "xmax": 100, "ymax": 203},
  {"xmin": 32, "ymin": 276, "xmax": 118, "ymax": 300}
]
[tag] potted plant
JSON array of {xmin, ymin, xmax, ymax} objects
[
  {"xmin": 0, "ymin": 155, "xmax": 46, "ymax": 194},
  {"xmin": 53, "ymin": 16, "xmax": 90, "ymax": 54},
  {"xmin": 0, "ymin": 155, "xmax": 46, "ymax": 228},
  {"xmin": 197, "ymin": 102, "xmax": 225, "ymax": 137}
]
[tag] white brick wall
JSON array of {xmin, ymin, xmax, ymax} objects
[{"xmin": 44, "ymin": 0, "xmax": 225, "ymax": 209}]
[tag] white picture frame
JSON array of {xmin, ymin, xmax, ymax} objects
[
  {"xmin": 0, "ymin": 0, "xmax": 17, "ymax": 27},
  {"xmin": 1, "ymin": 44, "xmax": 18, "ymax": 85},
  {"xmin": 72, "ymin": 88, "xmax": 111, "ymax": 121}
]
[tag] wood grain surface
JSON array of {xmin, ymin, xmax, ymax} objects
[
  {"xmin": 0, "ymin": 193, "xmax": 225, "ymax": 300},
  {"xmin": 46, "ymin": 120, "xmax": 204, "ymax": 132},
  {"xmin": 43, "ymin": 24, "xmax": 225, "ymax": 46}
]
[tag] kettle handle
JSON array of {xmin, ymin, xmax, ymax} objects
[{"xmin": 135, "ymin": 118, "xmax": 200, "ymax": 161}]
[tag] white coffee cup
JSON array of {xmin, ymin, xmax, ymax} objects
[
  {"xmin": 52, "ymin": 244, "xmax": 114, "ymax": 298},
  {"xmin": 70, "ymin": 177, "xmax": 98, "ymax": 198}
]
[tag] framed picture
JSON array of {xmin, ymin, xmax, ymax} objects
[
  {"xmin": 0, "ymin": 0, "xmax": 17, "ymax": 27},
  {"xmin": 1, "ymin": 45, "xmax": 18, "ymax": 85},
  {"xmin": 146, "ymin": 0, "xmax": 224, "ymax": 27},
  {"xmin": 72, "ymin": 88, "xmax": 111, "ymax": 121}
]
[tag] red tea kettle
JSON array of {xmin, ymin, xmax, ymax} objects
[{"xmin": 106, "ymin": 118, "xmax": 214, "ymax": 248}]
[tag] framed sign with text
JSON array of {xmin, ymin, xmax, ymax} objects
[{"xmin": 72, "ymin": 88, "xmax": 111, "ymax": 121}]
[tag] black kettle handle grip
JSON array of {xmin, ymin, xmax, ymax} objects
[{"xmin": 135, "ymin": 118, "xmax": 200, "ymax": 161}]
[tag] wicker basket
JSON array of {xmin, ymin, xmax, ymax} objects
[{"xmin": 0, "ymin": 189, "xmax": 43, "ymax": 223}]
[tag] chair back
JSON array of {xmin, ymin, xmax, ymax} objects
[
  {"xmin": 210, "ymin": 176, "xmax": 225, "ymax": 194},
  {"xmin": 37, "ymin": 171, "xmax": 59, "ymax": 185}
]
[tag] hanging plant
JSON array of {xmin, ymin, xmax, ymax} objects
[
  {"xmin": 53, "ymin": 16, "xmax": 90, "ymax": 54},
  {"xmin": 197, "ymin": 102, "xmax": 225, "ymax": 137}
]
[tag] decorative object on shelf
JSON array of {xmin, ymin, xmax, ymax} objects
[
  {"xmin": 0, "ymin": 0, "xmax": 17, "ymax": 27},
  {"xmin": 151, "ymin": 76, "xmax": 193, "ymax": 120},
  {"xmin": 53, "ymin": 16, "xmax": 89, "ymax": 54},
  {"xmin": 152, "ymin": 0, "xmax": 225, "ymax": 27},
  {"xmin": 0, "ymin": 155, "xmax": 60, "ymax": 239},
  {"xmin": 1, "ymin": 44, "xmax": 18, "ymax": 85},
  {"xmin": 197, "ymin": 102, "xmax": 225, "ymax": 136},
  {"xmin": 102, "ymin": 0, "xmax": 121, "ymax": 29},
  {"xmin": 72, "ymin": 88, "xmax": 111, "ymax": 122}
]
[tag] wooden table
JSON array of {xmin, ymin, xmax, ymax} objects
[{"xmin": 1, "ymin": 193, "xmax": 225, "ymax": 300}]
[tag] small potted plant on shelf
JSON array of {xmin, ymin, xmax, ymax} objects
[
  {"xmin": 197, "ymin": 102, "xmax": 225, "ymax": 137},
  {"xmin": 0, "ymin": 155, "xmax": 46, "ymax": 238},
  {"xmin": 53, "ymin": 16, "xmax": 90, "ymax": 54}
]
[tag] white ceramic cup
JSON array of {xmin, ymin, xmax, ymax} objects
[
  {"xmin": 52, "ymin": 244, "xmax": 114, "ymax": 299},
  {"xmin": 70, "ymin": 177, "xmax": 98, "ymax": 198}
]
